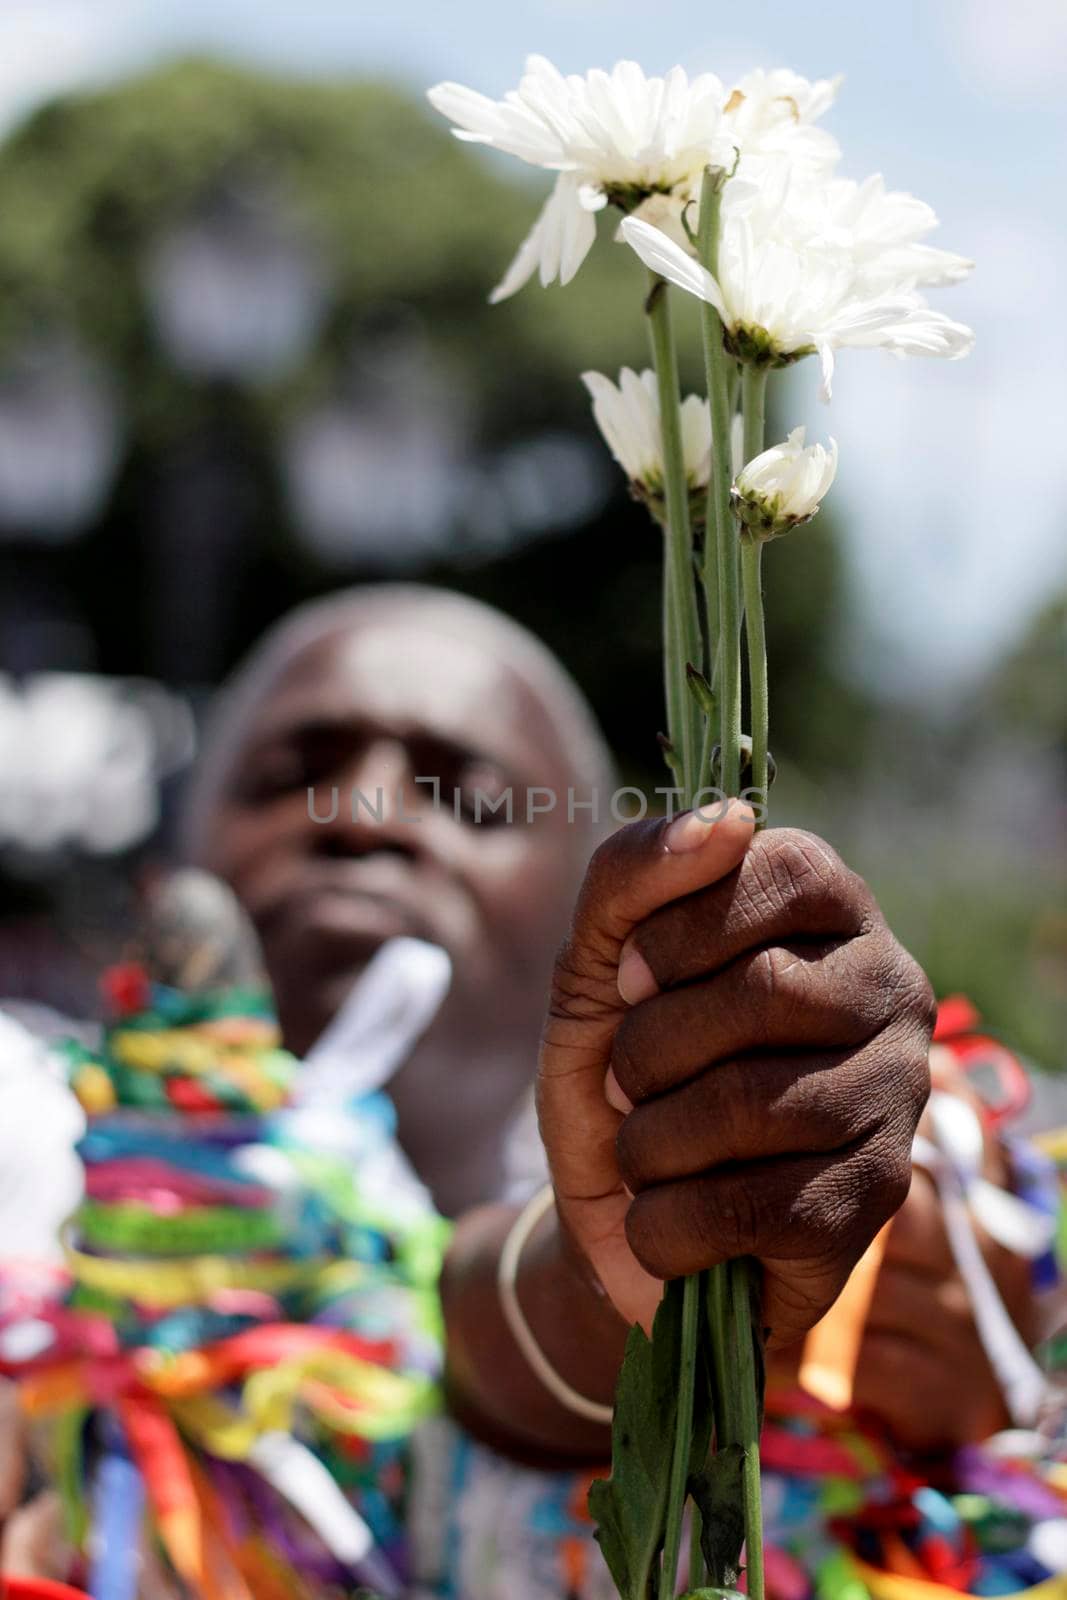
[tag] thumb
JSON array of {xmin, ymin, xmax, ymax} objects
[{"xmin": 538, "ymin": 799, "xmax": 755, "ymax": 1206}]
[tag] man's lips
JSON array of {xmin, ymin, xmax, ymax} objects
[{"xmin": 257, "ymin": 858, "xmax": 439, "ymax": 952}]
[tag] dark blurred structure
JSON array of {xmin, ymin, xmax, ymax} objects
[{"xmin": 0, "ymin": 58, "xmax": 1060, "ymax": 1065}]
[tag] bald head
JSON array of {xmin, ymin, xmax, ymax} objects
[
  {"xmin": 182, "ymin": 585, "xmax": 616, "ymax": 1062},
  {"xmin": 184, "ymin": 585, "xmax": 614, "ymax": 860}
]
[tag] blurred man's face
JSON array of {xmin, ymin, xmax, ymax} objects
[{"xmin": 197, "ymin": 611, "xmax": 588, "ymax": 1056}]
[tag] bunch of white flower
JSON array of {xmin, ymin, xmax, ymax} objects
[
  {"xmin": 428, "ymin": 56, "xmax": 972, "ymax": 401},
  {"xmin": 428, "ymin": 57, "xmax": 976, "ymax": 1600}
]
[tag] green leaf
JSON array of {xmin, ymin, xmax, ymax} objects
[
  {"xmin": 690, "ymin": 1444, "xmax": 746, "ymax": 1590},
  {"xmin": 590, "ymin": 1280, "xmax": 706, "ymax": 1600},
  {"xmin": 679, "ymin": 1589, "xmax": 746, "ymax": 1600},
  {"xmin": 741, "ymin": 1262, "xmax": 767, "ymax": 1428},
  {"xmin": 685, "ymin": 662, "xmax": 717, "ymax": 716}
]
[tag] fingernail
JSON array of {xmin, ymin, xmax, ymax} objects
[
  {"xmin": 617, "ymin": 942, "xmax": 658, "ymax": 1004},
  {"xmin": 664, "ymin": 806, "xmax": 721, "ymax": 852},
  {"xmin": 664, "ymin": 798, "xmax": 753, "ymax": 853},
  {"xmin": 604, "ymin": 1067, "xmax": 634, "ymax": 1114}
]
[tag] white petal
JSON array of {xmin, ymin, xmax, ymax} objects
[
  {"xmin": 427, "ymin": 80, "xmax": 564, "ymax": 166},
  {"xmin": 880, "ymin": 308, "xmax": 976, "ymax": 359},
  {"xmin": 558, "ymin": 186, "xmax": 598, "ymax": 285},
  {"xmin": 619, "ymin": 217, "xmax": 727, "ymax": 316},
  {"xmin": 582, "ymin": 365, "xmax": 662, "ymax": 481},
  {"xmin": 490, "ymin": 211, "xmax": 547, "ymax": 303},
  {"xmin": 426, "ymin": 81, "xmax": 507, "ymax": 143},
  {"xmin": 729, "ymin": 412, "xmax": 745, "ymax": 478},
  {"xmin": 490, "ymin": 175, "xmax": 596, "ymax": 302},
  {"xmin": 678, "ymin": 393, "xmax": 713, "ymax": 485}
]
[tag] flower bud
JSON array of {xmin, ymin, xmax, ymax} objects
[{"xmin": 731, "ymin": 426, "xmax": 837, "ymax": 539}]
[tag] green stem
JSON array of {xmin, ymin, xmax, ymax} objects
[
  {"xmin": 662, "ymin": 531, "xmax": 686, "ymax": 787},
  {"xmin": 706, "ymin": 1263, "xmax": 738, "ymax": 1449},
  {"xmin": 688, "ymin": 1501, "xmax": 706, "ymax": 1593},
  {"xmin": 739, "ymin": 364, "xmax": 769, "ymax": 825},
  {"xmin": 647, "ymin": 273, "xmax": 702, "ymax": 802},
  {"xmin": 696, "ymin": 167, "xmax": 740, "ymax": 798},
  {"xmin": 740, "ymin": 539, "xmax": 767, "ymax": 820},
  {"xmin": 740, "ymin": 363, "xmax": 766, "ymax": 480},
  {"xmin": 731, "ymin": 1259, "xmax": 766, "ymax": 1600},
  {"xmin": 660, "ymin": 1274, "xmax": 701, "ymax": 1597},
  {"xmin": 734, "ymin": 368, "xmax": 770, "ymax": 1600}
]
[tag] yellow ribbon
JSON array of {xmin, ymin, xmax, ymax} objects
[
  {"xmin": 852, "ymin": 1557, "xmax": 1067, "ymax": 1600},
  {"xmin": 171, "ymin": 1349, "xmax": 437, "ymax": 1457},
  {"xmin": 63, "ymin": 1234, "xmax": 328, "ymax": 1307}
]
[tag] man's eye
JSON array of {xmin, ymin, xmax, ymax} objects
[
  {"xmin": 453, "ymin": 759, "xmax": 511, "ymax": 825},
  {"xmin": 237, "ymin": 749, "xmax": 309, "ymax": 802},
  {"xmin": 238, "ymin": 732, "xmax": 352, "ymax": 803}
]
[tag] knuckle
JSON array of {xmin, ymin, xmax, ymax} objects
[
  {"xmin": 795, "ymin": 1143, "xmax": 910, "ymax": 1265},
  {"xmin": 704, "ymin": 1174, "xmax": 765, "ymax": 1257},
  {"xmin": 763, "ymin": 1265, "xmax": 840, "ymax": 1343},
  {"xmin": 710, "ymin": 1066, "xmax": 765, "ymax": 1162},
  {"xmin": 860, "ymin": 1136, "xmax": 914, "ymax": 1230},
  {"xmin": 584, "ymin": 829, "xmax": 622, "ymax": 893},
  {"xmin": 905, "ymin": 959, "xmax": 938, "ymax": 1036},
  {"xmin": 881, "ymin": 942, "xmax": 937, "ymax": 1028},
  {"xmin": 547, "ymin": 935, "xmax": 616, "ymax": 1025},
  {"xmin": 745, "ymin": 944, "xmax": 806, "ymax": 1030},
  {"xmin": 754, "ymin": 830, "xmax": 838, "ymax": 917},
  {"xmin": 581, "ymin": 817, "xmax": 666, "ymax": 926},
  {"xmin": 898, "ymin": 1034, "xmax": 933, "ymax": 1126}
]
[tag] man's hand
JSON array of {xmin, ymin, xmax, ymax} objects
[
  {"xmin": 537, "ymin": 805, "xmax": 936, "ymax": 1347},
  {"xmin": 848, "ymin": 1048, "xmax": 1035, "ymax": 1448}
]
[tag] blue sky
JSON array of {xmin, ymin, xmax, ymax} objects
[{"xmin": 1, "ymin": 0, "xmax": 1064, "ymax": 697}]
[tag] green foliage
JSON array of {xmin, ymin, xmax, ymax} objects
[
  {"xmin": 690, "ymin": 1446, "xmax": 745, "ymax": 1590},
  {"xmin": 679, "ymin": 1591, "xmax": 745, "ymax": 1599},
  {"xmin": 991, "ymin": 593, "xmax": 1067, "ymax": 755},
  {"xmin": 589, "ymin": 1282, "xmax": 714, "ymax": 1600}
]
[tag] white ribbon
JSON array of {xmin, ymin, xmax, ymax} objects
[{"xmin": 912, "ymin": 1091, "xmax": 1052, "ymax": 1427}]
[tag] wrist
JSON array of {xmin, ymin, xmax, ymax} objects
[
  {"xmin": 515, "ymin": 1192, "xmax": 629, "ymax": 1414},
  {"xmin": 440, "ymin": 1197, "xmax": 626, "ymax": 1464}
]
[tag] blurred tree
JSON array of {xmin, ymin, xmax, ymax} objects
[{"xmin": 990, "ymin": 590, "xmax": 1067, "ymax": 761}]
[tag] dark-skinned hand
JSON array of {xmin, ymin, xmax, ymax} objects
[{"xmin": 538, "ymin": 803, "xmax": 936, "ymax": 1347}]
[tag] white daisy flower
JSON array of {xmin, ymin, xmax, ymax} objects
[
  {"xmin": 428, "ymin": 55, "xmax": 736, "ymax": 300},
  {"xmin": 619, "ymin": 198, "xmax": 974, "ymax": 401},
  {"xmin": 723, "ymin": 67, "xmax": 843, "ymax": 174},
  {"xmin": 582, "ymin": 367, "xmax": 712, "ymax": 516}
]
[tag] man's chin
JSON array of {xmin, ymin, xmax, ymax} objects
[
  {"xmin": 272, "ymin": 908, "xmax": 459, "ymax": 1050},
  {"xmin": 273, "ymin": 966, "xmax": 373, "ymax": 1059},
  {"xmin": 266, "ymin": 928, "xmax": 392, "ymax": 1058}
]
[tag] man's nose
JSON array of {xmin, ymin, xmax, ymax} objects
[
  {"xmin": 343, "ymin": 737, "xmax": 412, "ymax": 815},
  {"xmin": 312, "ymin": 738, "xmax": 422, "ymax": 857}
]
